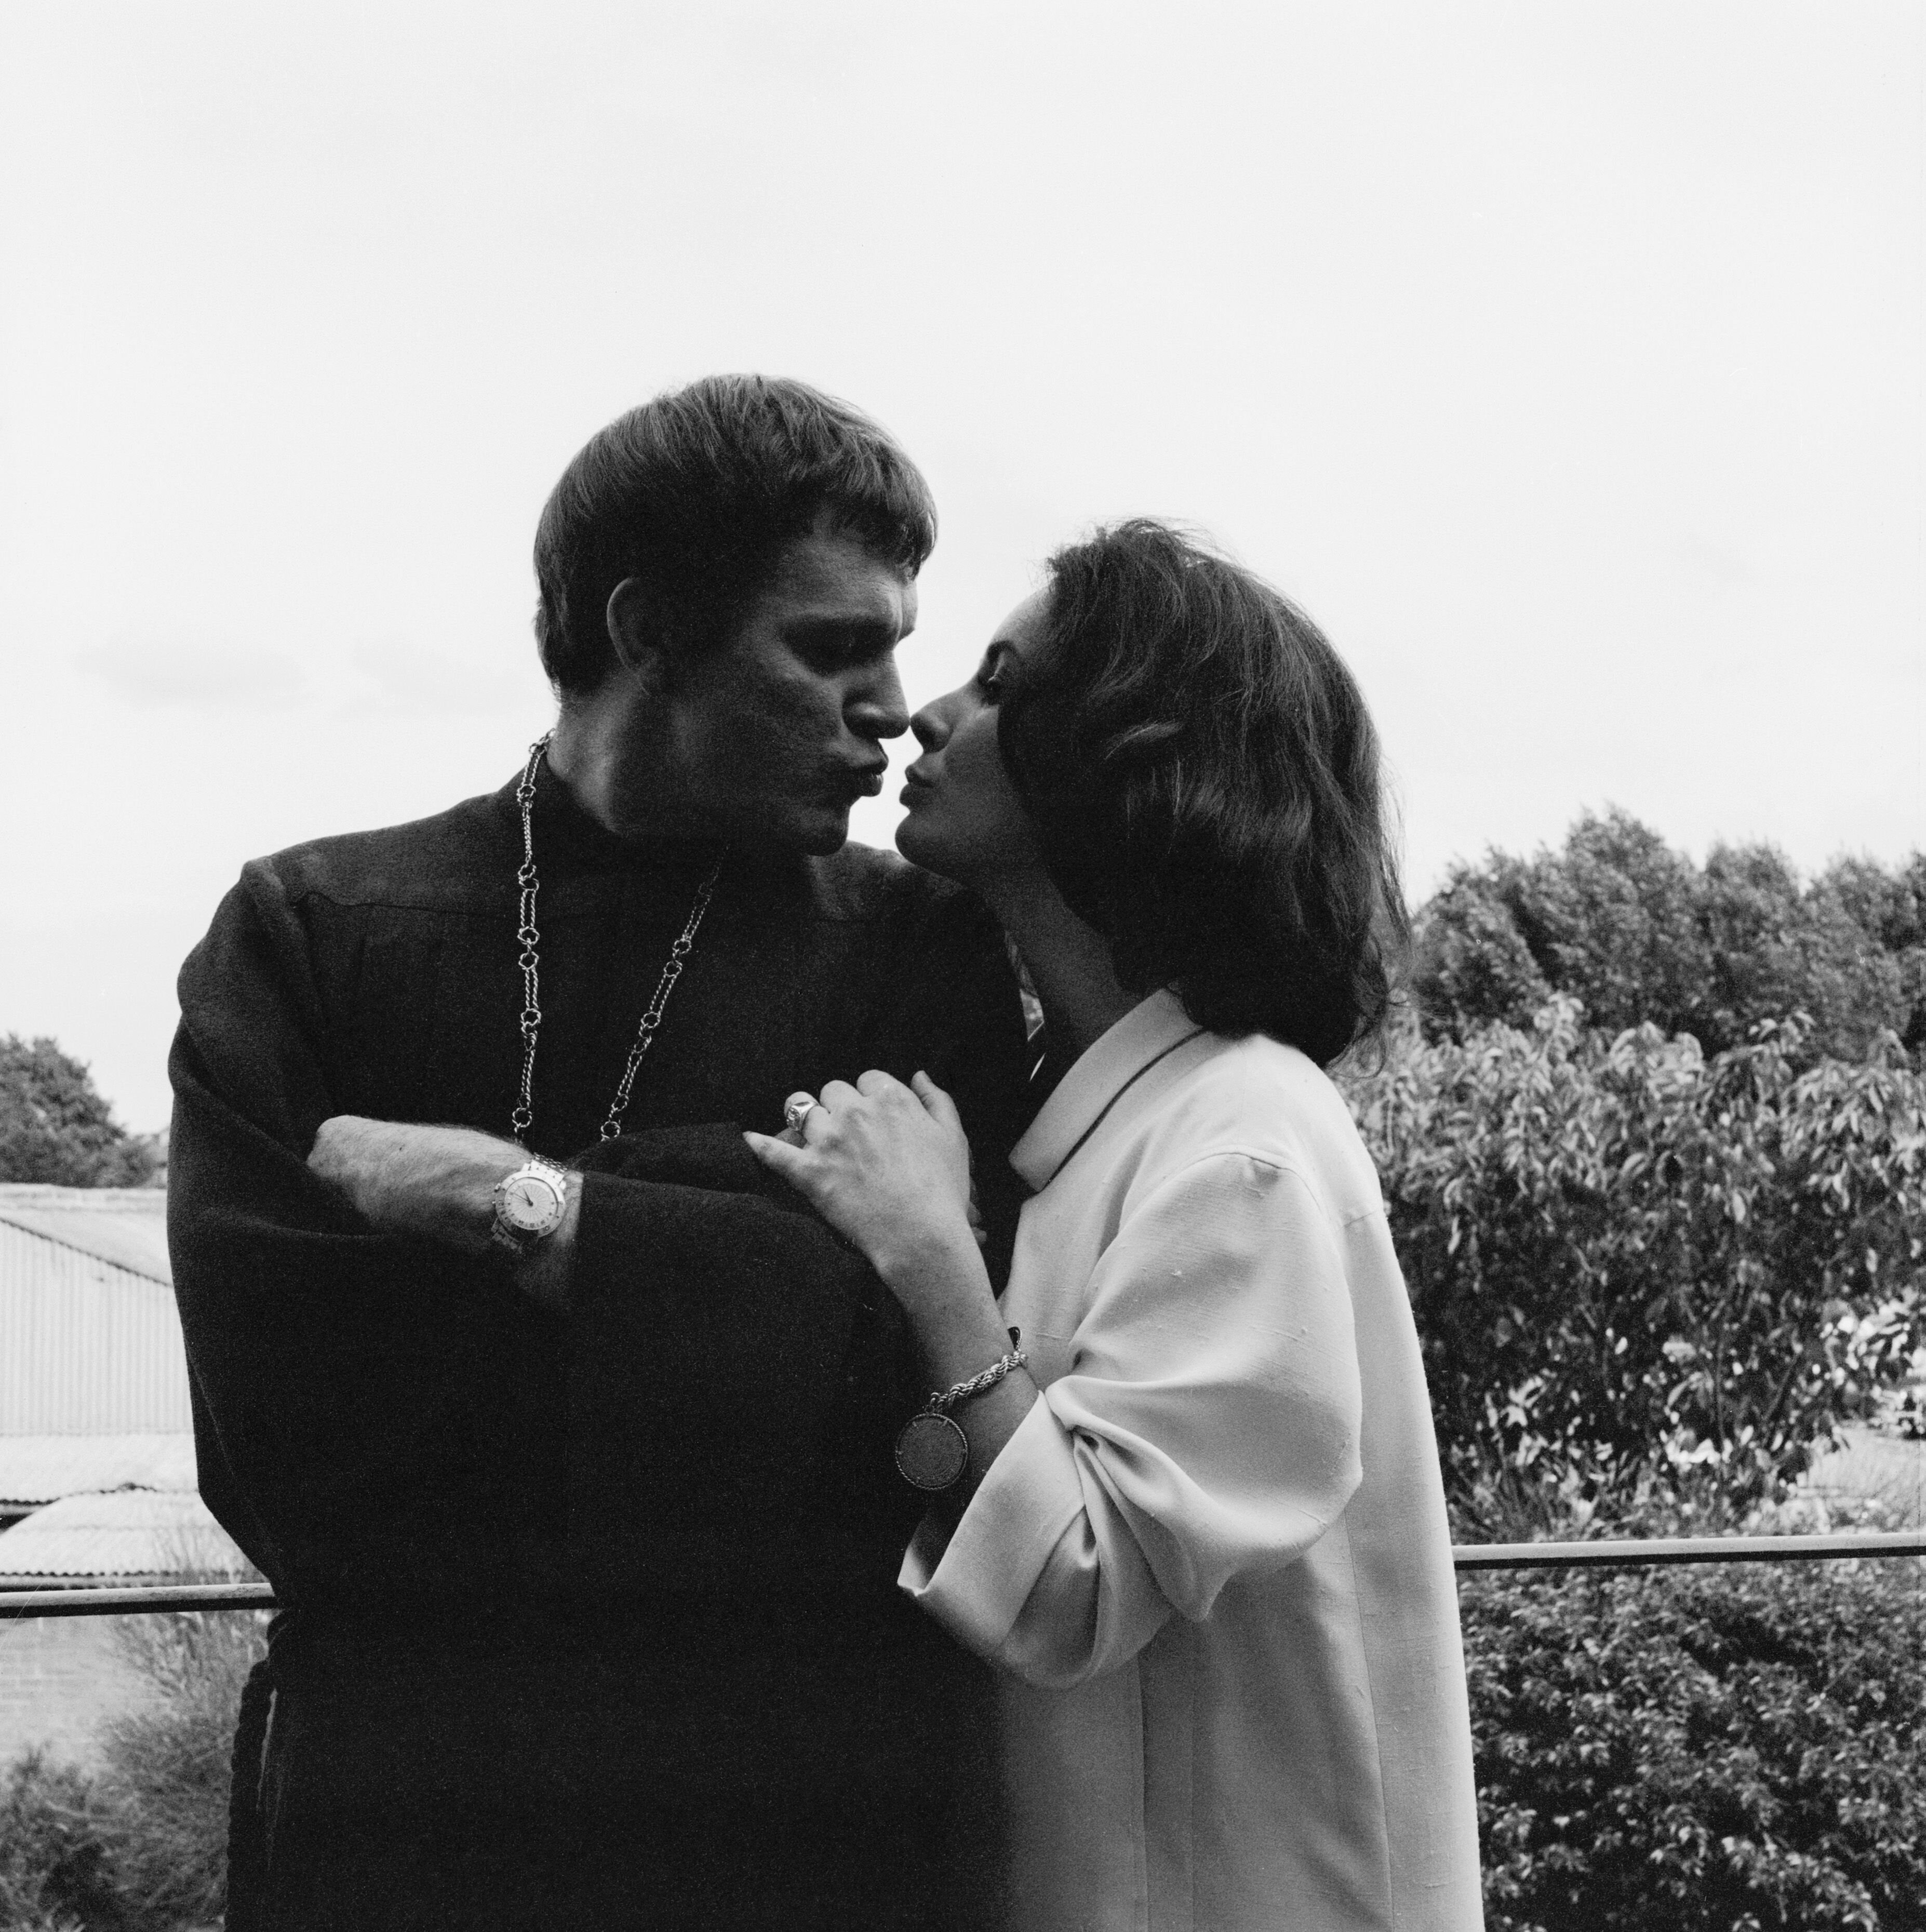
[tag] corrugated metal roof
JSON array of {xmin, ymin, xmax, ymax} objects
[
  {"xmin": 0, "ymin": 1432, "xmax": 197, "ymax": 1507},
  {"xmin": 0, "ymin": 1488, "xmax": 253, "ymax": 1582},
  {"xmin": 0, "ymin": 1184, "xmax": 170, "ymax": 1284}
]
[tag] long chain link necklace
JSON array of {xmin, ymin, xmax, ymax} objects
[{"xmin": 511, "ymin": 732, "xmax": 723, "ymax": 1145}]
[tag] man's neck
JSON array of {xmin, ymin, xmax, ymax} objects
[{"xmin": 545, "ymin": 701, "xmax": 703, "ymax": 845}]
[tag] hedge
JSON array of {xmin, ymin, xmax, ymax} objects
[{"xmin": 1464, "ymin": 1556, "xmax": 1926, "ymax": 1931}]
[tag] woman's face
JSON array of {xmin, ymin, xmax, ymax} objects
[{"xmin": 894, "ymin": 589, "xmax": 1049, "ymax": 893}]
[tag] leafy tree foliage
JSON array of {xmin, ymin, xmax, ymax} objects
[
  {"xmin": 0, "ymin": 1034, "xmax": 155, "ymax": 1187},
  {"xmin": 1413, "ymin": 811, "xmax": 1924, "ymax": 1061},
  {"xmin": 1465, "ymin": 1558, "xmax": 1926, "ymax": 1932},
  {"xmin": 1347, "ymin": 1002, "xmax": 1925, "ymax": 1529}
]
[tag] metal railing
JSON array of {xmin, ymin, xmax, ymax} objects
[{"xmin": 3, "ymin": 1528, "xmax": 1922, "ymax": 1618}]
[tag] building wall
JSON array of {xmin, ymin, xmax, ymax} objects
[
  {"xmin": 0, "ymin": 1613, "xmax": 152, "ymax": 1769},
  {"xmin": 0, "ymin": 1220, "xmax": 191, "ymax": 1434}
]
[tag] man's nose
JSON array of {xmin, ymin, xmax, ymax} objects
[{"xmin": 849, "ymin": 656, "xmax": 911, "ymax": 741}]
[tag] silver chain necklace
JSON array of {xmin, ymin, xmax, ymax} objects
[{"xmin": 511, "ymin": 733, "xmax": 723, "ymax": 1145}]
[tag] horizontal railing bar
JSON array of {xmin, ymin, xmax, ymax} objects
[
  {"xmin": 2, "ymin": 1531, "xmax": 1922, "ymax": 1617},
  {"xmin": 0, "ymin": 1581, "xmax": 276, "ymax": 1619},
  {"xmin": 1453, "ymin": 1528, "xmax": 1926, "ymax": 1570}
]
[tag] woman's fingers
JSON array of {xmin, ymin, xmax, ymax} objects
[
  {"xmin": 818, "ymin": 1077, "xmax": 863, "ymax": 1115},
  {"xmin": 742, "ymin": 1130, "xmax": 810, "ymax": 1185},
  {"xmin": 910, "ymin": 1071, "xmax": 964, "ymax": 1134}
]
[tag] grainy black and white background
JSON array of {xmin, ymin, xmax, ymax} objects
[{"xmin": 2, "ymin": 1, "xmax": 1920, "ymax": 1132}]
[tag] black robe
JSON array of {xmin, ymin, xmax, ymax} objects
[{"xmin": 168, "ymin": 765, "xmax": 1029, "ymax": 1930}]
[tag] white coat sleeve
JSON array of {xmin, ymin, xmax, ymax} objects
[{"xmin": 901, "ymin": 1153, "xmax": 1365, "ymax": 1689}]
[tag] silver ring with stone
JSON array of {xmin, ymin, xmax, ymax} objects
[{"xmin": 783, "ymin": 1091, "xmax": 820, "ymax": 1134}]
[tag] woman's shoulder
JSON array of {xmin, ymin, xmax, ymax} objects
[{"xmin": 1135, "ymin": 1030, "xmax": 1385, "ymax": 1225}]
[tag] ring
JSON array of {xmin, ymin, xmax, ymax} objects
[{"xmin": 782, "ymin": 1091, "xmax": 819, "ymax": 1134}]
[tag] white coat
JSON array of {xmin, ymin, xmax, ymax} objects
[{"xmin": 902, "ymin": 991, "xmax": 1484, "ymax": 1931}]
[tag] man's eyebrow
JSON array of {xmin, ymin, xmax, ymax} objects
[{"xmin": 785, "ymin": 612, "xmax": 903, "ymax": 648}]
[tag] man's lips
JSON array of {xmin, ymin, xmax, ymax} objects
[{"xmin": 832, "ymin": 766, "xmax": 887, "ymax": 801}]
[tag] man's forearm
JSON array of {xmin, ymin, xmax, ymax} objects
[{"xmin": 307, "ymin": 1116, "xmax": 578, "ymax": 1311}]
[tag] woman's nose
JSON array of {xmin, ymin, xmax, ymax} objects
[{"xmin": 910, "ymin": 692, "xmax": 957, "ymax": 752}]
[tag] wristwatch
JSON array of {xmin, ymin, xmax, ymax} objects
[{"xmin": 490, "ymin": 1158, "xmax": 572, "ymax": 1256}]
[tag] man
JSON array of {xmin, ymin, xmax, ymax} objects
[{"xmin": 169, "ymin": 376, "xmax": 1029, "ymax": 1929}]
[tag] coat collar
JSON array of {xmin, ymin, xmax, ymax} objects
[{"xmin": 1011, "ymin": 989, "xmax": 1212, "ymax": 1193}]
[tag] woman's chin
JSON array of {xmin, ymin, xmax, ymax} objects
[{"xmin": 893, "ymin": 815, "xmax": 967, "ymax": 884}]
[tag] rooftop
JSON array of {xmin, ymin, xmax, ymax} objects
[
  {"xmin": 0, "ymin": 1184, "xmax": 170, "ymax": 1285},
  {"xmin": 0, "ymin": 1486, "xmax": 252, "ymax": 1584},
  {"xmin": 0, "ymin": 1432, "xmax": 197, "ymax": 1510}
]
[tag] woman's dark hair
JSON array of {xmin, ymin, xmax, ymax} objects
[
  {"xmin": 998, "ymin": 519, "xmax": 1408, "ymax": 1065},
  {"xmin": 533, "ymin": 375, "xmax": 937, "ymax": 695}
]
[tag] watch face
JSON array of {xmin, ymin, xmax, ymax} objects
[{"xmin": 501, "ymin": 1172, "xmax": 561, "ymax": 1232}]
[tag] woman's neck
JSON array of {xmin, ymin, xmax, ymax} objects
[{"xmin": 985, "ymin": 873, "xmax": 1140, "ymax": 1063}]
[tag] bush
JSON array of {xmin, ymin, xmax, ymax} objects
[
  {"xmin": 0, "ymin": 1750, "xmax": 126, "ymax": 1932},
  {"xmin": 1463, "ymin": 1557, "xmax": 1926, "ymax": 1931},
  {"xmin": 0, "ymin": 1607, "xmax": 263, "ymax": 1932},
  {"xmin": 1347, "ymin": 1001, "xmax": 1926, "ymax": 1529},
  {"xmin": 96, "ymin": 1610, "xmax": 266, "ymax": 1929}
]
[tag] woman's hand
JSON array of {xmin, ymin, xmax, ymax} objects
[
  {"xmin": 751, "ymin": 1072, "xmax": 1038, "ymax": 1501},
  {"xmin": 745, "ymin": 1071, "xmax": 977, "ymax": 1292}
]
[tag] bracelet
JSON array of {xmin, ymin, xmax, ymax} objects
[{"xmin": 894, "ymin": 1329, "xmax": 1026, "ymax": 1494}]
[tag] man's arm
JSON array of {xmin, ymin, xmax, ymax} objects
[
  {"xmin": 305, "ymin": 1115, "xmax": 580, "ymax": 1311},
  {"xmin": 168, "ymin": 864, "xmax": 512, "ymax": 1598},
  {"xmin": 172, "ymin": 859, "xmax": 915, "ymax": 1606}
]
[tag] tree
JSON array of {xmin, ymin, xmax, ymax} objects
[
  {"xmin": 1410, "ymin": 812, "xmax": 1922, "ymax": 1062},
  {"xmin": 1406, "ymin": 864, "xmax": 1550, "ymax": 1042},
  {"xmin": 1506, "ymin": 811, "xmax": 1714, "ymax": 1042},
  {"xmin": 0, "ymin": 1035, "xmax": 156, "ymax": 1187},
  {"xmin": 1696, "ymin": 843, "xmax": 1904, "ymax": 1061}
]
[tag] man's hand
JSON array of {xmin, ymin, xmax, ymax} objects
[{"xmin": 307, "ymin": 1117, "xmax": 578, "ymax": 1311}]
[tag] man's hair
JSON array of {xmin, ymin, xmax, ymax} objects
[
  {"xmin": 998, "ymin": 519, "xmax": 1408, "ymax": 1066},
  {"xmin": 533, "ymin": 375, "xmax": 938, "ymax": 695}
]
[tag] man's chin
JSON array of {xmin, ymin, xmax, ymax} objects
[
  {"xmin": 786, "ymin": 806, "xmax": 852, "ymax": 857},
  {"xmin": 732, "ymin": 803, "xmax": 857, "ymax": 858}
]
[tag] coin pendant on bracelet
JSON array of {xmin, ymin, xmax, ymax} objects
[{"xmin": 894, "ymin": 1411, "xmax": 970, "ymax": 1492}]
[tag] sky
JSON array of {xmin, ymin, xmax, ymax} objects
[{"xmin": 1, "ymin": 1, "xmax": 1920, "ymax": 1132}]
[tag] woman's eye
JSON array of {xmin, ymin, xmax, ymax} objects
[{"xmin": 978, "ymin": 661, "xmax": 1007, "ymax": 700}]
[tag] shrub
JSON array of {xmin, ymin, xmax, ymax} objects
[
  {"xmin": 0, "ymin": 1750, "xmax": 126, "ymax": 1932},
  {"xmin": 1463, "ymin": 1556, "xmax": 1926, "ymax": 1931},
  {"xmin": 95, "ymin": 1609, "xmax": 266, "ymax": 1930},
  {"xmin": 1347, "ymin": 1002, "xmax": 1926, "ymax": 1528}
]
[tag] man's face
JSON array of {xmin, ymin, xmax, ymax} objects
[{"xmin": 652, "ymin": 515, "xmax": 916, "ymax": 855}]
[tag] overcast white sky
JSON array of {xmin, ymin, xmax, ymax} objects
[{"xmin": 2, "ymin": 1, "xmax": 1921, "ymax": 1131}]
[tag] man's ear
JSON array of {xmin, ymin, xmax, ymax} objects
[{"xmin": 606, "ymin": 578, "xmax": 668, "ymax": 689}]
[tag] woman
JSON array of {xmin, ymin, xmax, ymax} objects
[{"xmin": 746, "ymin": 521, "xmax": 1483, "ymax": 1931}]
